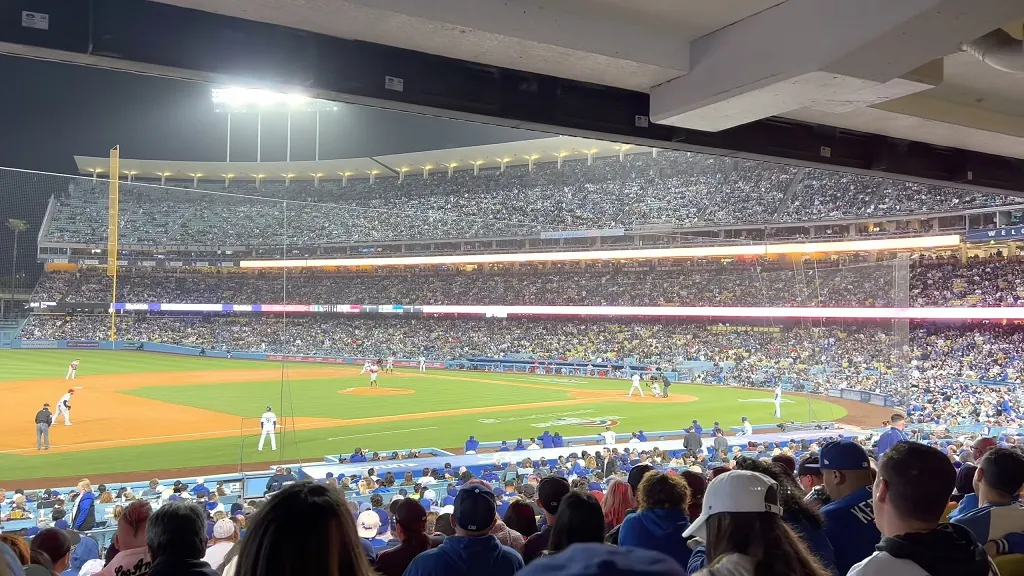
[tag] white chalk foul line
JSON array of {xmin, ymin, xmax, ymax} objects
[{"xmin": 326, "ymin": 426, "xmax": 438, "ymax": 442}]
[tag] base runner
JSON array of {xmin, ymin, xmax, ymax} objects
[
  {"xmin": 53, "ymin": 389, "xmax": 74, "ymax": 426},
  {"xmin": 66, "ymin": 358, "xmax": 80, "ymax": 380}
]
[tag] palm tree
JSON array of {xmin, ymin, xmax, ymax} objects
[{"xmin": 7, "ymin": 219, "xmax": 28, "ymax": 310}]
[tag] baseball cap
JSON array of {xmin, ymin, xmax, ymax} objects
[
  {"xmin": 213, "ymin": 518, "xmax": 235, "ymax": 539},
  {"xmin": 394, "ymin": 498, "xmax": 427, "ymax": 532},
  {"xmin": 682, "ymin": 470, "xmax": 781, "ymax": 539},
  {"xmin": 517, "ymin": 543, "xmax": 686, "ymax": 576},
  {"xmin": 797, "ymin": 455, "xmax": 824, "ymax": 477},
  {"xmin": 626, "ymin": 464, "xmax": 655, "ymax": 495},
  {"xmin": 356, "ymin": 510, "xmax": 381, "ymax": 538},
  {"xmin": 453, "ymin": 484, "xmax": 497, "ymax": 532},
  {"xmin": 537, "ymin": 476, "xmax": 571, "ymax": 515},
  {"xmin": 813, "ymin": 441, "xmax": 870, "ymax": 471}
]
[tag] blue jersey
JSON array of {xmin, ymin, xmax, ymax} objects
[
  {"xmin": 820, "ymin": 485, "xmax": 880, "ymax": 576},
  {"xmin": 953, "ymin": 502, "xmax": 1024, "ymax": 552},
  {"xmin": 875, "ymin": 427, "xmax": 909, "ymax": 458}
]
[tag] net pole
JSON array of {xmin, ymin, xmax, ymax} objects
[{"xmin": 107, "ymin": 146, "xmax": 120, "ymax": 342}]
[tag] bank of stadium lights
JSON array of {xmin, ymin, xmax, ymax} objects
[
  {"xmin": 212, "ymin": 87, "xmax": 339, "ymax": 162},
  {"xmin": 239, "ymin": 235, "xmax": 962, "ymax": 270}
]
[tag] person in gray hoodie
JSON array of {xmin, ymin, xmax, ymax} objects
[
  {"xmin": 403, "ymin": 484, "xmax": 523, "ymax": 576},
  {"xmin": 617, "ymin": 471, "xmax": 693, "ymax": 570},
  {"xmin": 848, "ymin": 442, "xmax": 996, "ymax": 576}
]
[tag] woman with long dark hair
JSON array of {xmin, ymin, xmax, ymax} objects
[
  {"xmin": 226, "ymin": 481, "xmax": 374, "ymax": 576},
  {"xmin": 684, "ymin": 470, "xmax": 830, "ymax": 576},
  {"xmin": 546, "ymin": 491, "xmax": 606, "ymax": 554},
  {"xmin": 732, "ymin": 457, "xmax": 836, "ymax": 574},
  {"xmin": 503, "ymin": 501, "xmax": 539, "ymax": 538}
]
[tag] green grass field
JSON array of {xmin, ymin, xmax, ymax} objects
[{"xmin": 0, "ymin": 350, "xmax": 847, "ymax": 483}]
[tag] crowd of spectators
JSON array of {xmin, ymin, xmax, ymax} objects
[
  {"xmin": 8, "ymin": 431, "xmax": 1024, "ymax": 576},
  {"xmin": 43, "ymin": 150, "xmax": 1019, "ymax": 247},
  {"xmin": 28, "ymin": 256, "xmax": 1024, "ymax": 309}
]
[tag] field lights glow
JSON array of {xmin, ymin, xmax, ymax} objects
[{"xmin": 238, "ymin": 235, "xmax": 962, "ymax": 269}]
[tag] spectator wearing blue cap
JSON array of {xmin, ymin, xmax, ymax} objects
[
  {"xmin": 692, "ymin": 420, "xmax": 703, "ymax": 435},
  {"xmin": 875, "ymin": 414, "xmax": 909, "ymax": 458},
  {"xmin": 815, "ymin": 441, "xmax": 881, "ymax": 575},
  {"xmin": 518, "ymin": 543, "xmax": 685, "ymax": 576},
  {"xmin": 849, "ymin": 442, "xmax": 992, "ymax": 576},
  {"xmin": 498, "ymin": 441, "xmax": 510, "ymax": 453},
  {"xmin": 403, "ymin": 484, "xmax": 523, "ymax": 576},
  {"xmin": 514, "ymin": 438, "xmax": 526, "ymax": 451},
  {"xmin": 618, "ymin": 471, "xmax": 693, "ymax": 570},
  {"xmin": 953, "ymin": 447, "xmax": 1024, "ymax": 558},
  {"xmin": 465, "ymin": 436, "xmax": 479, "ymax": 454}
]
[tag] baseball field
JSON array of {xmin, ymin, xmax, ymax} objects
[{"xmin": 0, "ymin": 350, "xmax": 866, "ymax": 485}]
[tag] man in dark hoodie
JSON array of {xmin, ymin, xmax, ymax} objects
[
  {"xmin": 145, "ymin": 501, "xmax": 219, "ymax": 576},
  {"xmin": 848, "ymin": 442, "xmax": 995, "ymax": 576},
  {"xmin": 403, "ymin": 484, "xmax": 523, "ymax": 576}
]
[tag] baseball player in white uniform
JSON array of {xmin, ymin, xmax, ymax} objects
[
  {"xmin": 650, "ymin": 380, "xmax": 662, "ymax": 398},
  {"xmin": 418, "ymin": 355, "xmax": 426, "ymax": 373},
  {"xmin": 740, "ymin": 416, "xmax": 753, "ymax": 436},
  {"xmin": 54, "ymin": 389, "xmax": 74, "ymax": 425},
  {"xmin": 385, "ymin": 355, "xmax": 395, "ymax": 374},
  {"xmin": 359, "ymin": 360, "xmax": 372, "ymax": 374},
  {"xmin": 368, "ymin": 363, "xmax": 380, "ymax": 388},
  {"xmin": 628, "ymin": 373, "xmax": 645, "ymax": 397},
  {"xmin": 258, "ymin": 405, "xmax": 277, "ymax": 451},
  {"xmin": 66, "ymin": 358, "xmax": 80, "ymax": 380},
  {"xmin": 773, "ymin": 384, "xmax": 783, "ymax": 418}
]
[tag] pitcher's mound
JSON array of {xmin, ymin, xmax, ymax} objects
[{"xmin": 339, "ymin": 388, "xmax": 414, "ymax": 396}]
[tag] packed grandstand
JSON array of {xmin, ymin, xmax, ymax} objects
[{"xmin": 7, "ymin": 141, "xmax": 1024, "ymax": 576}]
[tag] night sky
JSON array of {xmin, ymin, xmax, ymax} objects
[{"xmin": 0, "ymin": 54, "xmax": 539, "ymax": 294}]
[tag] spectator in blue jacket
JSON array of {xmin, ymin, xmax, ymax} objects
[
  {"xmin": 636, "ymin": 430, "xmax": 648, "ymax": 443},
  {"xmin": 552, "ymin": 432, "xmax": 564, "ymax": 448},
  {"xmin": 350, "ymin": 448, "xmax": 367, "ymax": 463},
  {"xmin": 849, "ymin": 442, "xmax": 992, "ymax": 576},
  {"xmin": 189, "ymin": 478, "xmax": 210, "ymax": 499},
  {"xmin": 464, "ymin": 436, "xmax": 479, "ymax": 454},
  {"xmin": 618, "ymin": 471, "xmax": 692, "ymax": 570},
  {"xmin": 70, "ymin": 479, "xmax": 96, "ymax": 532},
  {"xmin": 692, "ymin": 420, "xmax": 703, "ymax": 435},
  {"xmin": 403, "ymin": 484, "xmax": 523, "ymax": 576},
  {"xmin": 875, "ymin": 414, "xmax": 909, "ymax": 458},
  {"xmin": 953, "ymin": 446, "xmax": 1024, "ymax": 558},
  {"xmin": 539, "ymin": 431, "xmax": 554, "ymax": 449},
  {"xmin": 514, "ymin": 438, "xmax": 526, "ymax": 451},
  {"xmin": 815, "ymin": 441, "xmax": 881, "ymax": 575},
  {"xmin": 497, "ymin": 441, "xmax": 510, "ymax": 453}
]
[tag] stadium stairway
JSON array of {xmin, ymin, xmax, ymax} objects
[{"xmin": 0, "ymin": 317, "xmax": 27, "ymax": 348}]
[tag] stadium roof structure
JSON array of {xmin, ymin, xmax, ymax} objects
[{"xmin": 73, "ymin": 136, "xmax": 653, "ymax": 182}]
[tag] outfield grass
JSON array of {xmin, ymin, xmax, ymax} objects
[{"xmin": 0, "ymin": 350, "xmax": 846, "ymax": 483}]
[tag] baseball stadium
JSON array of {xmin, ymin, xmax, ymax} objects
[{"xmin": 3, "ymin": 6, "xmax": 1024, "ymax": 572}]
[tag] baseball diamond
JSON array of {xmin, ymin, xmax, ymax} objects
[{"xmin": 0, "ymin": 349, "xmax": 862, "ymax": 484}]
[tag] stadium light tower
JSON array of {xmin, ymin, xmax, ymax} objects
[{"xmin": 211, "ymin": 87, "xmax": 339, "ymax": 162}]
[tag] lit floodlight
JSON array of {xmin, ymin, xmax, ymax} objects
[{"xmin": 211, "ymin": 87, "xmax": 339, "ymax": 113}]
